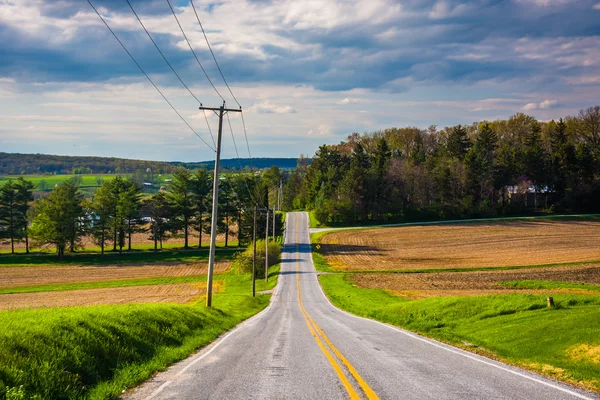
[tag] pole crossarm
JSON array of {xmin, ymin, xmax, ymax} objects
[{"xmin": 199, "ymin": 106, "xmax": 242, "ymax": 113}]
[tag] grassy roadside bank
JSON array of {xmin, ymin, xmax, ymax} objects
[
  {"xmin": 317, "ymin": 267, "xmax": 600, "ymax": 393},
  {"xmin": 0, "ymin": 267, "xmax": 279, "ymax": 400}
]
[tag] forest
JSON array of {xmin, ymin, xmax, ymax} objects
[{"xmin": 283, "ymin": 106, "xmax": 600, "ymax": 225}]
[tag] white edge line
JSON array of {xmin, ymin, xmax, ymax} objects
[
  {"xmin": 142, "ymin": 221, "xmax": 287, "ymax": 400},
  {"xmin": 303, "ymin": 212, "xmax": 598, "ymax": 400}
]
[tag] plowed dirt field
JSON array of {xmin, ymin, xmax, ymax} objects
[
  {"xmin": 350, "ymin": 264, "xmax": 600, "ymax": 298},
  {"xmin": 319, "ymin": 220, "xmax": 600, "ymax": 271},
  {"xmin": 0, "ymin": 260, "xmax": 230, "ymax": 288},
  {"xmin": 0, "ymin": 281, "xmax": 221, "ymax": 310}
]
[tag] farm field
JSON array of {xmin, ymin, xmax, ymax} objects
[
  {"xmin": 313, "ymin": 218, "xmax": 600, "ymax": 393},
  {"xmin": 0, "ymin": 230, "xmax": 280, "ymax": 400},
  {"xmin": 349, "ymin": 264, "xmax": 600, "ymax": 299},
  {"xmin": 317, "ymin": 220, "xmax": 600, "ymax": 271},
  {"xmin": 0, "ymin": 260, "xmax": 230, "ymax": 288}
]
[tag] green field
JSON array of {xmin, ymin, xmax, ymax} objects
[
  {"xmin": 0, "ymin": 174, "xmax": 174, "ymax": 194},
  {"xmin": 0, "ymin": 247, "xmax": 238, "ymax": 267},
  {"xmin": 0, "ymin": 266, "xmax": 279, "ymax": 399}
]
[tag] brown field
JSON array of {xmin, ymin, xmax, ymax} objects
[
  {"xmin": 319, "ymin": 220, "xmax": 600, "ymax": 271},
  {"xmin": 0, "ymin": 260, "xmax": 230, "ymax": 289},
  {"xmin": 0, "ymin": 281, "xmax": 223, "ymax": 310},
  {"xmin": 349, "ymin": 264, "xmax": 600, "ymax": 299}
]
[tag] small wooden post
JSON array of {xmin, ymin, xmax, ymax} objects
[{"xmin": 547, "ymin": 297, "xmax": 554, "ymax": 308}]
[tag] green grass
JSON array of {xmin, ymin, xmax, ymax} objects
[
  {"xmin": 0, "ymin": 275, "xmax": 212, "ymax": 295},
  {"xmin": 501, "ymin": 280, "xmax": 600, "ymax": 292},
  {"xmin": 319, "ymin": 273, "xmax": 600, "ymax": 392},
  {"xmin": 0, "ymin": 266, "xmax": 279, "ymax": 400},
  {"xmin": 0, "ymin": 248, "xmax": 239, "ymax": 267}
]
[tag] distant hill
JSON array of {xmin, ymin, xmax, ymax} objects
[
  {"xmin": 0, "ymin": 152, "xmax": 302, "ymax": 175},
  {"xmin": 173, "ymin": 158, "xmax": 302, "ymax": 170}
]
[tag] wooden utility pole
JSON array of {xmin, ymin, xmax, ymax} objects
[
  {"xmin": 272, "ymin": 206, "xmax": 276, "ymax": 242},
  {"xmin": 200, "ymin": 101, "xmax": 242, "ymax": 308},
  {"xmin": 252, "ymin": 204, "xmax": 257, "ymax": 297},
  {"xmin": 265, "ymin": 208, "xmax": 269, "ymax": 282}
]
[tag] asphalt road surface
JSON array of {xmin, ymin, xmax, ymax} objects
[{"xmin": 127, "ymin": 212, "xmax": 598, "ymax": 400}]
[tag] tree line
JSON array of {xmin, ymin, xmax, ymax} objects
[
  {"xmin": 0, "ymin": 152, "xmax": 178, "ymax": 175},
  {"xmin": 0, "ymin": 168, "xmax": 285, "ymax": 257},
  {"xmin": 283, "ymin": 106, "xmax": 600, "ymax": 224}
]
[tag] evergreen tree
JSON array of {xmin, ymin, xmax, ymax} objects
[
  {"xmin": 14, "ymin": 178, "xmax": 35, "ymax": 253},
  {"xmin": 91, "ymin": 183, "xmax": 113, "ymax": 255},
  {"xmin": 0, "ymin": 181, "xmax": 19, "ymax": 254},
  {"xmin": 30, "ymin": 181, "xmax": 86, "ymax": 259},
  {"xmin": 118, "ymin": 180, "xmax": 143, "ymax": 251},
  {"xmin": 190, "ymin": 169, "xmax": 211, "ymax": 248},
  {"xmin": 142, "ymin": 192, "xmax": 173, "ymax": 251},
  {"xmin": 168, "ymin": 168, "xmax": 193, "ymax": 249},
  {"xmin": 447, "ymin": 125, "xmax": 472, "ymax": 160}
]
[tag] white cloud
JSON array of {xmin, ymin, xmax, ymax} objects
[
  {"xmin": 307, "ymin": 124, "xmax": 333, "ymax": 137},
  {"xmin": 338, "ymin": 98, "xmax": 360, "ymax": 105},
  {"xmin": 522, "ymin": 99, "xmax": 559, "ymax": 111},
  {"xmin": 594, "ymin": 3, "xmax": 600, "ymax": 9},
  {"xmin": 248, "ymin": 101, "xmax": 296, "ymax": 114},
  {"xmin": 539, "ymin": 99, "xmax": 558, "ymax": 109}
]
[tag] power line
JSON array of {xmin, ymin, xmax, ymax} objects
[
  {"xmin": 166, "ymin": 0, "xmax": 225, "ymax": 102},
  {"xmin": 87, "ymin": 0, "xmax": 215, "ymax": 151},
  {"xmin": 226, "ymin": 113, "xmax": 260, "ymax": 206},
  {"xmin": 190, "ymin": 0, "xmax": 240, "ymax": 108},
  {"xmin": 240, "ymin": 112, "xmax": 254, "ymax": 170},
  {"xmin": 186, "ymin": 0, "xmax": 254, "ymax": 172},
  {"xmin": 126, "ymin": 0, "xmax": 216, "ymax": 147}
]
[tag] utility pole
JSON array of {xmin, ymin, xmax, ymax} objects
[
  {"xmin": 201, "ymin": 101, "xmax": 242, "ymax": 308},
  {"xmin": 252, "ymin": 204, "xmax": 257, "ymax": 297},
  {"xmin": 265, "ymin": 208, "xmax": 269, "ymax": 282},
  {"xmin": 272, "ymin": 205, "xmax": 276, "ymax": 242}
]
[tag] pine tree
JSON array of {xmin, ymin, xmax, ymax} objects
[
  {"xmin": 30, "ymin": 181, "xmax": 86, "ymax": 259},
  {"xmin": 14, "ymin": 178, "xmax": 35, "ymax": 253},
  {"xmin": 168, "ymin": 169, "xmax": 193, "ymax": 249},
  {"xmin": 447, "ymin": 125, "xmax": 472, "ymax": 160},
  {"xmin": 0, "ymin": 181, "xmax": 19, "ymax": 254},
  {"xmin": 190, "ymin": 169, "xmax": 211, "ymax": 248}
]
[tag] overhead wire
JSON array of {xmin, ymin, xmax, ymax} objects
[
  {"xmin": 126, "ymin": 0, "xmax": 216, "ymax": 147},
  {"xmin": 227, "ymin": 113, "xmax": 260, "ymax": 206},
  {"xmin": 86, "ymin": 0, "xmax": 215, "ymax": 151},
  {"xmin": 166, "ymin": 0, "xmax": 225, "ymax": 102},
  {"xmin": 190, "ymin": 0, "xmax": 240, "ymax": 108},
  {"xmin": 188, "ymin": 0, "xmax": 254, "ymax": 171}
]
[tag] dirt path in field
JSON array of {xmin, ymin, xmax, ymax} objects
[
  {"xmin": 320, "ymin": 220, "xmax": 600, "ymax": 271},
  {"xmin": 0, "ymin": 282, "xmax": 221, "ymax": 310},
  {"xmin": 350, "ymin": 264, "xmax": 600, "ymax": 299},
  {"xmin": 0, "ymin": 260, "xmax": 230, "ymax": 288}
]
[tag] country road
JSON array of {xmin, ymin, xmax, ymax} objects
[{"xmin": 127, "ymin": 212, "xmax": 598, "ymax": 400}]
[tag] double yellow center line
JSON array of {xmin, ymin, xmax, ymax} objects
[{"xmin": 294, "ymin": 215, "xmax": 379, "ymax": 400}]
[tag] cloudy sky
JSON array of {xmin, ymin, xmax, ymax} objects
[{"xmin": 1, "ymin": 0, "xmax": 599, "ymax": 162}]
